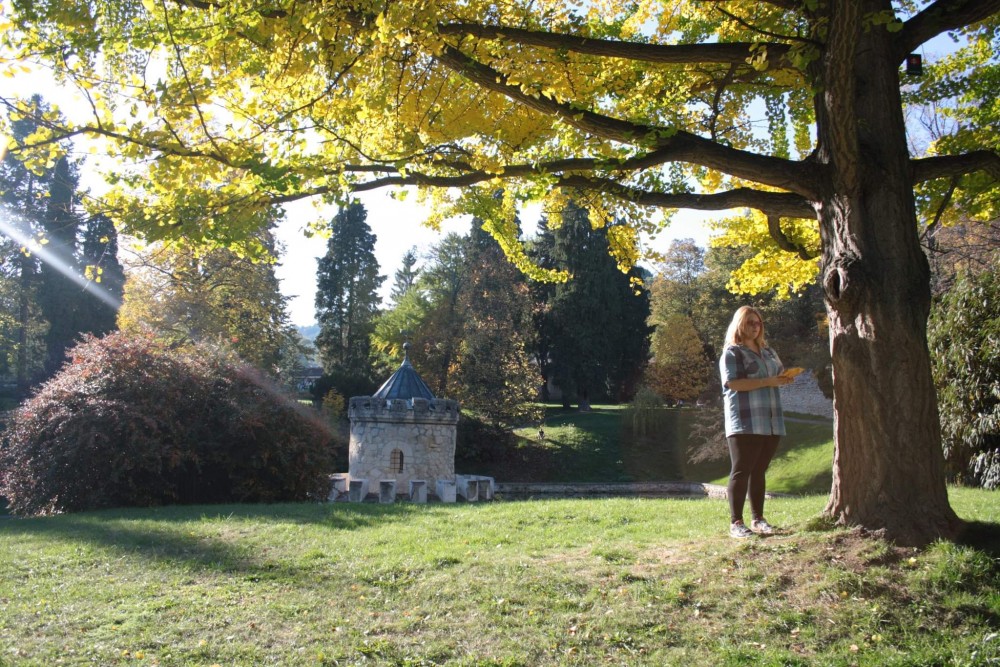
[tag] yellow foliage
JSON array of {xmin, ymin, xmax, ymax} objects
[{"xmin": 710, "ymin": 210, "xmax": 820, "ymax": 298}]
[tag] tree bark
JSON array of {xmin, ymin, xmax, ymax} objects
[{"xmin": 817, "ymin": 1, "xmax": 960, "ymax": 545}]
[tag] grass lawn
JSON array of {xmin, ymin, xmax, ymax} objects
[
  {"xmin": 1, "ymin": 490, "xmax": 998, "ymax": 666},
  {"xmin": 495, "ymin": 405, "xmax": 835, "ymax": 495}
]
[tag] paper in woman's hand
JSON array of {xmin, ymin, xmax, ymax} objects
[{"xmin": 780, "ymin": 367, "xmax": 805, "ymax": 379}]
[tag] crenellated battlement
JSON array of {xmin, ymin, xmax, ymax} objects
[{"xmin": 349, "ymin": 396, "xmax": 459, "ymax": 424}]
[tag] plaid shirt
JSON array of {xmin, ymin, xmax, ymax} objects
[{"xmin": 719, "ymin": 344, "xmax": 786, "ymax": 437}]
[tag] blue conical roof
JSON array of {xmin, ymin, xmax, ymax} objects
[{"xmin": 372, "ymin": 345, "xmax": 435, "ymax": 401}]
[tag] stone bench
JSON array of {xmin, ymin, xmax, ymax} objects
[
  {"xmin": 327, "ymin": 474, "xmax": 348, "ymax": 501},
  {"xmin": 456, "ymin": 474, "xmax": 495, "ymax": 501}
]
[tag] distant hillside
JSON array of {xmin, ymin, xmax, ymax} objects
[{"xmin": 297, "ymin": 324, "xmax": 319, "ymax": 343}]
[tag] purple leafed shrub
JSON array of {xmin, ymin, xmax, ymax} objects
[{"xmin": 0, "ymin": 332, "xmax": 339, "ymax": 515}]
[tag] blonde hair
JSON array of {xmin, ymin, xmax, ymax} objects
[{"xmin": 725, "ymin": 306, "xmax": 767, "ymax": 347}]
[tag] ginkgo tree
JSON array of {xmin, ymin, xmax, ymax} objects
[{"xmin": 3, "ymin": 0, "xmax": 999, "ymax": 544}]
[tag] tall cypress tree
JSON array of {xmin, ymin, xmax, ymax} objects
[
  {"xmin": 314, "ymin": 202, "xmax": 385, "ymax": 379},
  {"xmin": 531, "ymin": 201, "xmax": 651, "ymax": 405}
]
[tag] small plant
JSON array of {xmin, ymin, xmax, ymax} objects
[
  {"xmin": 622, "ymin": 386, "xmax": 669, "ymax": 437},
  {"xmin": 322, "ymin": 388, "xmax": 346, "ymax": 422}
]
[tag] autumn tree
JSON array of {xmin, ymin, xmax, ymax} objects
[
  {"xmin": 646, "ymin": 239, "xmax": 712, "ymax": 401},
  {"xmin": 6, "ymin": 1, "xmax": 1000, "ymax": 544},
  {"xmin": 645, "ymin": 312, "xmax": 709, "ymax": 403},
  {"xmin": 450, "ymin": 222, "xmax": 540, "ymax": 426},
  {"xmin": 118, "ymin": 229, "xmax": 301, "ymax": 375},
  {"xmin": 652, "ymin": 239, "xmax": 706, "ymax": 320}
]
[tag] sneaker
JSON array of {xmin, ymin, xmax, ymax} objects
[
  {"xmin": 751, "ymin": 518, "xmax": 776, "ymax": 535},
  {"xmin": 730, "ymin": 521, "xmax": 754, "ymax": 539}
]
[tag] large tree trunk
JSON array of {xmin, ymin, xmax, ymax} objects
[{"xmin": 817, "ymin": 1, "xmax": 959, "ymax": 546}]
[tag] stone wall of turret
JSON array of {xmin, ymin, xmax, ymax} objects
[{"xmin": 348, "ymin": 397, "xmax": 459, "ymax": 494}]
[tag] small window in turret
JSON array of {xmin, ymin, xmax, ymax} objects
[{"xmin": 390, "ymin": 449, "xmax": 404, "ymax": 473}]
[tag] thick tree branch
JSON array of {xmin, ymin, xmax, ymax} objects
[
  {"xmin": 767, "ymin": 215, "xmax": 818, "ymax": 260},
  {"xmin": 554, "ymin": 176, "xmax": 816, "ymax": 219},
  {"xmin": 434, "ymin": 45, "xmax": 823, "ymax": 198},
  {"xmin": 436, "ymin": 23, "xmax": 796, "ymax": 68},
  {"xmin": 895, "ymin": 0, "xmax": 1000, "ymax": 62},
  {"xmin": 911, "ymin": 151, "xmax": 1000, "ymax": 184}
]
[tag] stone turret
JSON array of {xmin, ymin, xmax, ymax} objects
[{"xmin": 347, "ymin": 345, "xmax": 459, "ymax": 497}]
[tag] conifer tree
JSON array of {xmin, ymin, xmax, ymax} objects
[
  {"xmin": 0, "ymin": 97, "xmax": 64, "ymax": 392},
  {"xmin": 532, "ymin": 202, "xmax": 651, "ymax": 405},
  {"xmin": 79, "ymin": 213, "xmax": 125, "ymax": 337},
  {"xmin": 37, "ymin": 156, "xmax": 84, "ymax": 378},
  {"xmin": 314, "ymin": 202, "xmax": 385, "ymax": 379},
  {"xmin": 389, "ymin": 246, "xmax": 420, "ymax": 306}
]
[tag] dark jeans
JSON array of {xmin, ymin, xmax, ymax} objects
[{"xmin": 727, "ymin": 434, "xmax": 780, "ymax": 524}]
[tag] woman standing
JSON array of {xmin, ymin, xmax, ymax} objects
[{"xmin": 719, "ymin": 306, "xmax": 794, "ymax": 538}]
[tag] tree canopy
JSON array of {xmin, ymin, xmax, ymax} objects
[{"xmin": 2, "ymin": 2, "xmax": 995, "ymax": 265}]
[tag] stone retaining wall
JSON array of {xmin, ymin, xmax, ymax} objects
[{"xmin": 780, "ymin": 370, "xmax": 833, "ymax": 419}]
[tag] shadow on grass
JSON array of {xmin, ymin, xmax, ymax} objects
[
  {"xmin": 956, "ymin": 520, "xmax": 1000, "ymax": 558},
  {"xmin": 0, "ymin": 502, "xmax": 459, "ymax": 575}
]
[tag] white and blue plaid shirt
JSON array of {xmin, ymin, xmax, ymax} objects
[{"xmin": 719, "ymin": 344, "xmax": 786, "ymax": 437}]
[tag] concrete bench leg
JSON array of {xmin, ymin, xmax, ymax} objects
[
  {"xmin": 436, "ymin": 480, "xmax": 457, "ymax": 503},
  {"xmin": 348, "ymin": 479, "xmax": 368, "ymax": 503},
  {"xmin": 379, "ymin": 480, "xmax": 397, "ymax": 504},
  {"xmin": 328, "ymin": 475, "xmax": 348, "ymax": 501},
  {"xmin": 477, "ymin": 478, "xmax": 493, "ymax": 501},
  {"xmin": 409, "ymin": 480, "xmax": 427, "ymax": 503},
  {"xmin": 456, "ymin": 475, "xmax": 479, "ymax": 502}
]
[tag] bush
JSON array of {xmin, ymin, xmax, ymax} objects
[
  {"xmin": 928, "ymin": 260, "xmax": 1000, "ymax": 488},
  {"xmin": 0, "ymin": 333, "xmax": 340, "ymax": 515},
  {"xmin": 310, "ymin": 370, "xmax": 378, "ymax": 407}
]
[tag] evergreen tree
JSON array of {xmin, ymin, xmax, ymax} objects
[
  {"xmin": 532, "ymin": 202, "xmax": 651, "ymax": 405},
  {"xmin": 314, "ymin": 202, "xmax": 385, "ymax": 379},
  {"xmin": 0, "ymin": 96, "xmax": 60, "ymax": 393},
  {"xmin": 928, "ymin": 258, "xmax": 1000, "ymax": 489},
  {"xmin": 79, "ymin": 213, "xmax": 125, "ymax": 337},
  {"xmin": 389, "ymin": 246, "xmax": 420, "ymax": 305},
  {"xmin": 37, "ymin": 155, "xmax": 84, "ymax": 378}
]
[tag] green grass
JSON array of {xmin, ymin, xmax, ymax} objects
[
  {"xmin": 502, "ymin": 405, "xmax": 835, "ymax": 495},
  {"xmin": 1, "ymin": 491, "xmax": 998, "ymax": 666}
]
